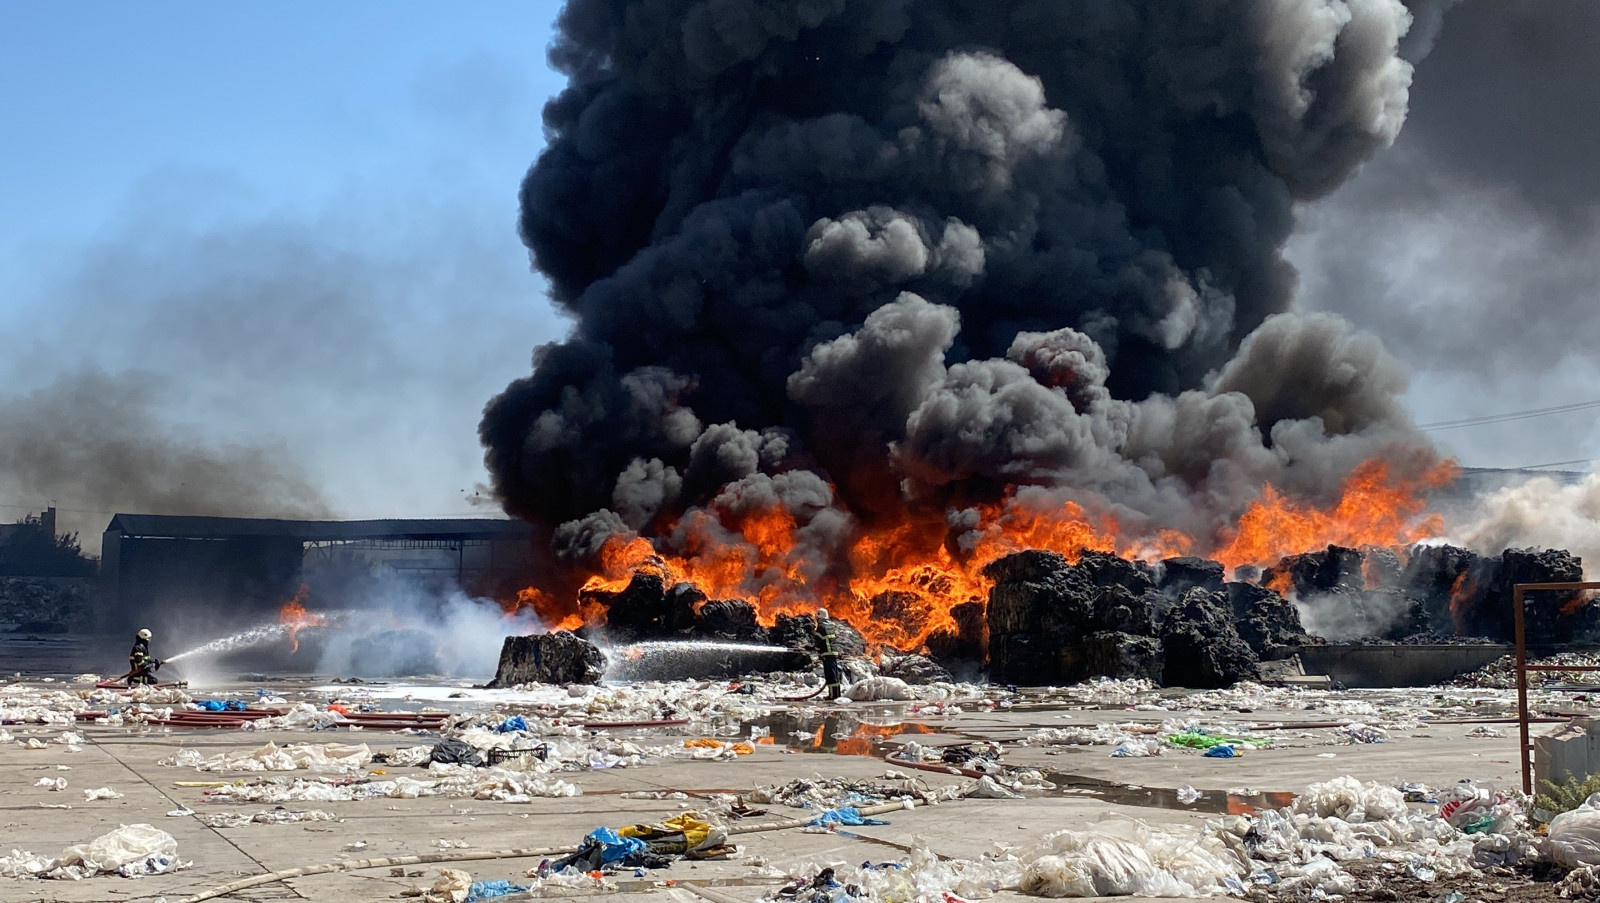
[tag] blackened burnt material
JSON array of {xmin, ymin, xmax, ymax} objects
[
  {"xmin": 488, "ymin": 632, "xmax": 605, "ymax": 687},
  {"xmin": 1160, "ymin": 588, "xmax": 1259, "ymax": 688}
]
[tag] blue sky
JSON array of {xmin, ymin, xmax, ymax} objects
[{"xmin": 0, "ymin": 3, "xmax": 572, "ymax": 540}]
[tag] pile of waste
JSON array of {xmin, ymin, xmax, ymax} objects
[{"xmin": 0, "ymin": 824, "xmax": 186, "ymax": 880}]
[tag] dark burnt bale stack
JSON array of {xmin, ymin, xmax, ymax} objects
[
  {"xmin": 981, "ymin": 551, "xmax": 1160, "ymax": 683},
  {"xmin": 1399, "ymin": 544, "xmax": 1488, "ymax": 635},
  {"xmin": 489, "ymin": 631, "xmax": 606, "ymax": 687},
  {"xmin": 1159, "ymin": 587, "xmax": 1260, "ymax": 687},
  {"xmin": 1484, "ymin": 548, "xmax": 1587, "ymax": 644},
  {"xmin": 1225, "ymin": 581, "xmax": 1315, "ymax": 659},
  {"xmin": 1160, "ymin": 557, "xmax": 1226, "ymax": 597},
  {"xmin": 984, "ymin": 551, "xmax": 1097, "ymax": 684},
  {"xmin": 692, "ymin": 599, "xmax": 767, "ymax": 642},
  {"xmin": 1076, "ymin": 631, "xmax": 1165, "ymax": 683}
]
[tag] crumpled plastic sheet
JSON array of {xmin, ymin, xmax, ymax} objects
[
  {"xmin": 1020, "ymin": 817, "xmax": 1243, "ymax": 898},
  {"xmin": 160, "ymin": 741, "xmax": 374, "ymax": 773},
  {"xmin": 82, "ymin": 787, "xmax": 123, "ymax": 802},
  {"xmin": 0, "ymin": 824, "xmax": 188, "ymax": 880}
]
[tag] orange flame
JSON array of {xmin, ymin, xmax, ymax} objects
[
  {"xmin": 1265, "ymin": 569, "xmax": 1295, "ymax": 598},
  {"xmin": 505, "ymin": 455, "xmax": 1458, "ymax": 652},
  {"xmin": 1212, "ymin": 459, "xmax": 1458, "ymax": 572},
  {"xmin": 278, "ymin": 585, "xmax": 326, "ymax": 654}
]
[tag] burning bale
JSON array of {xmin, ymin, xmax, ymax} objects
[{"xmin": 488, "ymin": 632, "xmax": 605, "ymax": 687}]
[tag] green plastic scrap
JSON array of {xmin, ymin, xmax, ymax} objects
[{"xmin": 1165, "ymin": 731, "xmax": 1264, "ymax": 750}]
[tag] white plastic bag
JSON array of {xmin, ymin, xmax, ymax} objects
[
  {"xmin": 1548, "ymin": 794, "xmax": 1600, "ymax": 866},
  {"xmin": 844, "ymin": 676, "xmax": 915, "ymax": 702}
]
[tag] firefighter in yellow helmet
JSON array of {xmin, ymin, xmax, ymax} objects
[{"xmin": 128, "ymin": 628, "xmax": 161, "ymax": 686}]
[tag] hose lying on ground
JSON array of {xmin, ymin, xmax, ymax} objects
[{"xmin": 177, "ymin": 798, "xmax": 931, "ymax": 902}]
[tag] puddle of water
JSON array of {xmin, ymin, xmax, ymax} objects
[
  {"xmin": 742, "ymin": 711, "xmax": 945, "ymax": 756},
  {"xmin": 1046, "ymin": 772, "xmax": 1296, "ymax": 815}
]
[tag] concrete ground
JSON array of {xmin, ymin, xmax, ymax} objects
[{"xmin": 0, "ymin": 682, "xmax": 1554, "ymax": 903}]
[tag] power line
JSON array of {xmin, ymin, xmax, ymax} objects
[
  {"xmin": 1511, "ymin": 457, "xmax": 1598, "ymax": 471},
  {"xmin": 1419, "ymin": 398, "xmax": 1600, "ymax": 431}
]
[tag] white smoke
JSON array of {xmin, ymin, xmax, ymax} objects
[
  {"xmin": 1457, "ymin": 471, "xmax": 1600, "ymax": 579},
  {"xmin": 313, "ymin": 570, "xmax": 543, "ymax": 680}
]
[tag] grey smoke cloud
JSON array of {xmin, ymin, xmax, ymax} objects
[{"xmin": 483, "ymin": 0, "xmax": 1442, "ymax": 578}]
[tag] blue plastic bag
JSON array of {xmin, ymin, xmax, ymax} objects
[
  {"xmin": 1202, "ymin": 744, "xmax": 1238, "ymax": 758},
  {"xmin": 496, "ymin": 715, "xmax": 529, "ymax": 733},
  {"xmin": 467, "ymin": 879, "xmax": 530, "ymax": 901},
  {"xmin": 587, "ymin": 827, "xmax": 646, "ymax": 863},
  {"xmin": 808, "ymin": 807, "xmax": 889, "ymax": 827}
]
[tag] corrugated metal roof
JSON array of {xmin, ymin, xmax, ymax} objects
[{"xmin": 104, "ymin": 514, "xmax": 532, "ymax": 541}]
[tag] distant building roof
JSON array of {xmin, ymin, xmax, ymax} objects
[{"xmin": 104, "ymin": 514, "xmax": 533, "ymax": 542}]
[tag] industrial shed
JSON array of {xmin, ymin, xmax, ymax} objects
[{"xmin": 98, "ymin": 514, "xmax": 535, "ymax": 632}]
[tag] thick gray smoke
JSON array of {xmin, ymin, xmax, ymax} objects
[{"xmin": 483, "ymin": 0, "xmax": 1440, "ymax": 575}]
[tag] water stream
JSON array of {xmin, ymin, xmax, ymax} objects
[
  {"xmin": 602, "ymin": 640, "xmax": 800, "ymax": 682},
  {"xmin": 164, "ymin": 611, "xmax": 349, "ymax": 664}
]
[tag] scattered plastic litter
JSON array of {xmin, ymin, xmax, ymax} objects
[
  {"xmin": 82, "ymin": 787, "xmax": 123, "ymax": 802},
  {"xmin": 202, "ymin": 809, "xmax": 337, "ymax": 827},
  {"xmin": 1175, "ymin": 785, "xmax": 1201, "ymax": 804},
  {"xmin": 495, "ymin": 715, "xmax": 530, "ymax": 733},
  {"xmin": 1201, "ymin": 744, "xmax": 1238, "ymax": 758}
]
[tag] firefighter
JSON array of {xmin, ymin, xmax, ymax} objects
[
  {"xmin": 814, "ymin": 609, "xmax": 842, "ymax": 701},
  {"xmin": 128, "ymin": 628, "xmax": 161, "ymax": 686}
]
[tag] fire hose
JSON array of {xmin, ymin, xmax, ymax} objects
[{"xmin": 176, "ymin": 797, "xmax": 935, "ymax": 903}]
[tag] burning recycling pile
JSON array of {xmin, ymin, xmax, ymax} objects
[{"xmin": 475, "ymin": 0, "xmax": 1591, "ymax": 669}]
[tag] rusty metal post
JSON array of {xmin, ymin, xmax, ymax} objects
[{"xmin": 1515, "ymin": 584, "xmax": 1530, "ymax": 795}]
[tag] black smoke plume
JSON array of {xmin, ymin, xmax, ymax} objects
[{"xmin": 483, "ymin": 0, "xmax": 1438, "ymax": 579}]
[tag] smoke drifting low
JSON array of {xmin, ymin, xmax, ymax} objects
[
  {"xmin": 0, "ymin": 371, "xmax": 328, "ymax": 531},
  {"xmin": 483, "ymin": 0, "xmax": 1443, "ymax": 580}
]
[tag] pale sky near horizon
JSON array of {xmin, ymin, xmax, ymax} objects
[{"xmin": 1, "ymin": 1, "xmax": 1595, "ymax": 545}]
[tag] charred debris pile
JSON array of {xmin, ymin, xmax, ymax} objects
[{"xmin": 494, "ymin": 544, "xmax": 1590, "ymax": 689}]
